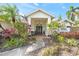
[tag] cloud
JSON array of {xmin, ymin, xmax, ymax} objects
[
  {"xmin": 62, "ymin": 6, "xmax": 67, "ymax": 10},
  {"xmin": 33, "ymin": 3, "xmax": 39, "ymax": 6},
  {"xmin": 62, "ymin": 6, "xmax": 66, "ymax": 9}
]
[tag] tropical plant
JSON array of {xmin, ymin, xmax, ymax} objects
[
  {"xmin": 48, "ymin": 21, "xmax": 59, "ymax": 31},
  {"xmin": 57, "ymin": 35, "xmax": 65, "ymax": 43},
  {"xmin": 66, "ymin": 6, "xmax": 75, "ymax": 21},
  {"xmin": 65, "ymin": 38, "xmax": 78, "ymax": 46},
  {"xmin": 48, "ymin": 21, "xmax": 60, "ymax": 40},
  {"xmin": 2, "ymin": 28, "xmax": 16, "ymax": 38},
  {"xmin": 3, "ymin": 37, "xmax": 26, "ymax": 48},
  {"xmin": 51, "ymin": 31, "xmax": 59, "ymax": 40},
  {"xmin": 0, "ymin": 4, "xmax": 19, "ymax": 23},
  {"xmin": 58, "ymin": 15, "xmax": 62, "ymax": 21},
  {"xmin": 14, "ymin": 21, "xmax": 28, "ymax": 40}
]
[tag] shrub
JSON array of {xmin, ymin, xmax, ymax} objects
[
  {"xmin": 52, "ymin": 31, "xmax": 59, "ymax": 40},
  {"xmin": 40, "ymin": 45, "xmax": 60, "ymax": 56},
  {"xmin": 14, "ymin": 21, "xmax": 28, "ymax": 40},
  {"xmin": 57, "ymin": 35, "xmax": 65, "ymax": 43},
  {"xmin": 3, "ymin": 37, "xmax": 26, "ymax": 48},
  {"xmin": 65, "ymin": 38, "xmax": 78, "ymax": 46},
  {"xmin": 2, "ymin": 28, "xmax": 16, "ymax": 38},
  {"xmin": 3, "ymin": 38, "xmax": 17, "ymax": 48}
]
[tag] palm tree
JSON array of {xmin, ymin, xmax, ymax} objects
[
  {"xmin": 0, "ymin": 4, "xmax": 19, "ymax": 23},
  {"xmin": 58, "ymin": 15, "xmax": 62, "ymax": 21},
  {"xmin": 66, "ymin": 6, "xmax": 75, "ymax": 21}
]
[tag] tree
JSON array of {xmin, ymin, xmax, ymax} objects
[
  {"xmin": 66, "ymin": 6, "xmax": 75, "ymax": 21},
  {"xmin": 48, "ymin": 20, "xmax": 59, "ymax": 32},
  {"xmin": 67, "ymin": 6, "xmax": 79, "ymax": 26},
  {"xmin": 58, "ymin": 15, "xmax": 62, "ymax": 21},
  {"xmin": 0, "ymin": 4, "xmax": 19, "ymax": 23}
]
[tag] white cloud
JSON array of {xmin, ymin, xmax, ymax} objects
[
  {"xmin": 32, "ymin": 3, "xmax": 39, "ymax": 6},
  {"xmin": 62, "ymin": 6, "xmax": 67, "ymax": 10},
  {"xmin": 62, "ymin": 6, "xmax": 66, "ymax": 9}
]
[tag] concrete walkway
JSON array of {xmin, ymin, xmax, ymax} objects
[
  {"xmin": 0, "ymin": 46, "xmax": 29, "ymax": 56},
  {"xmin": 0, "ymin": 37, "xmax": 45, "ymax": 56}
]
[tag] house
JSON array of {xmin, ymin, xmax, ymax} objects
[
  {"xmin": 74, "ymin": 9, "xmax": 79, "ymax": 21},
  {"xmin": 57, "ymin": 20, "xmax": 71, "ymax": 32},
  {"xmin": 25, "ymin": 9, "xmax": 54, "ymax": 36}
]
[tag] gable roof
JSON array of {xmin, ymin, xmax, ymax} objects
[{"xmin": 25, "ymin": 8, "xmax": 54, "ymax": 18}]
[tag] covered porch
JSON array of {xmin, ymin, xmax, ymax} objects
[{"xmin": 31, "ymin": 18, "xmax": 48, "ymax": 35}]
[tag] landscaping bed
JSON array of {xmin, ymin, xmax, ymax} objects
[
  {"xmin": 38, "ymin": 43, "xmax": 79, "ymax": 56},
  {"xmin": 0, "ymin": 20, "xmax": 37, "ymax": 53}
]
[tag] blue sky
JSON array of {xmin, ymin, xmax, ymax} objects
[{"xmin": 1, "ymin": 3, "xmax": 79, "ymax": 19}]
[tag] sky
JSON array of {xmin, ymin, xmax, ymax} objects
[{"xmin": 1, "ymin": 3, "xmax": 79, "ymax": 19}]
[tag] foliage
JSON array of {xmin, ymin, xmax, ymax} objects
[
  {"xmin": 57, "ymin": 35, "xmax": 65, "ymax": 43},
  {"xmin": 52, "ymin": 32, "xmax": 65, "ymax": 43},
  {"xmin": 14, "ymin": 21, "xmax": 28, "ymax": 39},
  {"xmin": 40, "ymin": 45, "xmax": 60, "ymax": 56},
  {"xmin": 65, "ymin": 38, "xmax": 78, "ymax": 46},
  {"xmin": 58, "ymin": 15, "xmax": 62, "ymax": 21},
  {"xmin": 0, "ymin": 4, "xmax": 19, "ymax": 23},
  {"xmin": 74, "ymin": 20, "xmax": 79, "ymax": 26},
  {"xmin": 2, "ymin": 28, "xmax": 16, "ymax": 38},
  {"xmin": 0, "ymin": 4, "xmax": 29, "ymax": 49},
  {"xmin": 48, "ymin": 21, "xmax": 59, "ymax": 30},
  {"xmin": 3, "ymin": 37, "xmax": 26, "ymax": 48},
  {"xmin": 52, "ymin": 31, "xmax": 59, "ymax": 40},
  {"xmin": 66, "ymin": 6, "xmax": 75, "ymax": 21}
]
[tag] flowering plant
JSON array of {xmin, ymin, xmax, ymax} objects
[{"xmin": 2, "ymin": 28, "xmax": 16, "ymax": 38}]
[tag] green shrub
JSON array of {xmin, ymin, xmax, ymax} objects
[
  {"xmin": 14, "ymin": 21, "xmax": 28, "ymax": 39},
  {"xmin": 3, "ymin": 38, "xmax": 17, "ymax": 48},
  {"xmin": 3, "ymin": 37, "xmax": 26, "ymax": 48},
  {"xmin": 65, "ymin": 38, "xmax": 78, "ymax": 46},
  {"xmin": 52, "ymin": 31, "xmax": 59, "ymax": 40},
  {"xmin": 57, "ymin": 35, "xmax": 65, "ymax": 43}
]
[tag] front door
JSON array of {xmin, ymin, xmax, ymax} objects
[{"xmin": 36, "ymin": 26, "xmax": 42, "ymax": 35}]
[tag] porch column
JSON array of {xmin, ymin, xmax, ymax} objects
[
  {"xmin": 28, "ymin": 17, "xmax": 31, "ymax": 35},
  {"xmin": 46, "ymin": 17, "xmax": 51, "ymax": 36},
  {"xmin": 28, "ymin": 17, "xmax": 31, "ymax": 25}
]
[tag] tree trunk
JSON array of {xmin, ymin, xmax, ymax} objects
[{"xmin": 12, "ymin": 16, "xmax": 15, "ymax": 23}]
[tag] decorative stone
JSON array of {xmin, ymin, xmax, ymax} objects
[{"xmin": 70, "ymin": 47, "xmax": 78, "ymax": 55}]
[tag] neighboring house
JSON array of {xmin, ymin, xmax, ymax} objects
[
  {"xmin": 25, "ymin": 9, "xmax": 54, "ymax": 36},
  {"xmin": 74, "ymin": 9, "xmax": 79, "ymax": 21},
  {"xmin": 57, "ymin": 20, "xmax": 71, "ymax": 32}
]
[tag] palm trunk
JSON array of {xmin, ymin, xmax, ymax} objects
[
  {"xmin": 0, "ymin": 24, "xmax": 5, "ymax": 30},
  {"xmin": 12, "ymin": 16, "xmax": 15, "ymax": 23}
]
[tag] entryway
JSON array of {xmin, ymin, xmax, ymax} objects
[{"xmin": 35, "ymin": 26, "xmax": 42, "ymax": 35}]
